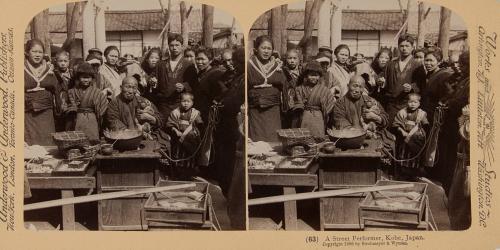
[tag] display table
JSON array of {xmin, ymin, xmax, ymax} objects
[
  {"xmin": 248, "ymin": 142, "xmax": 318, "ymax": 230},
  {"xmin": 318, "ymin": 139, "xmax": 385, "ymax": 230},
  {"xmin": 95, "ymin": 140, "xmax": 162, "ymax": 231},
  {"xmin": 25, "ymin": 146, "xmax": 96, "ymax": 231}
]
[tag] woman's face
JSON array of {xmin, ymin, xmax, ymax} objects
[
  {"xmin": 306, "ymin": 71, "xmax": 321, "ymax": 85},
  {"xmin": 106, "ymin": 49, "xmax": 120, "ymax": 66},
  {"xmin": 195, "ymin": 52, "xmax": 211, "ymax": 71},
  {"xmin": 27, "ymin": 44, "xmax": 44, "ymax": 65},
  {"xmin": 255, "ymin": 41, "xmax": 273, "ymax": 61},
  {"xmin": 79, "ymin": 75, "xmax": 92, "ymax": 88},
  {"xmin": 424, "ymin": 54, "xmax": 439, "ymax": 72},
  {"xmin": 415, "ymin": 52, "xmax": 425, "ymax": 63},
  {"xmin": 147, "ymin": 52, "xmax": 160, "ymax": 68},
  {"xmin": 336, "ymin": 48, "xmax": 349, "ymax": 64},
  {"xmin": 377, "ymin": 52, "xmax": 390, "ymax": 68},
  {"xmin": 184, "ymin": 51, "xmax": 195, "ymax": 63}
]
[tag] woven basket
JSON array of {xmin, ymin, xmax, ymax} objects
[
  {"xmin": 277, "ymin": 128, "xmax": 316, "ymax": 154},
  {"xmin": 52, "ymin": 131, "xmax": 90, "ymax": 151}
]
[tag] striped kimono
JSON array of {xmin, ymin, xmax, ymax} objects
[
  {"xmin": 327, "ymin": 62, "xmax": 351, "ymax": 99},
  {"xmin": 293, "ymin": 83, "xmax": 336, "ymax": 138},
  {"xmin": 67, "ymin": 85, "xmax": 108, "ymax": 141}
]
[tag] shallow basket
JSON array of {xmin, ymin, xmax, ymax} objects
[
  {"xmin": 52, "ymin": 131, "xmax": 90, "ymax": 152},
  {"xmin": 277, "ymin": 128, "xmax": 315, "ymax": 153}
]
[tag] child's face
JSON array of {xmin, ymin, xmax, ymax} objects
[
  {"xmin": 147, "ymin": 52, "xmax": 160, "ymax": 68},
  {"xmin": 286, "ymin": 52, "xmax": 299, "ymax": 69},
  {"xmin": 408, "ymin": 96, "xmax": 420, "ymax": 110},
  {"xmin": 79, "ymin": 75, "xmax": 92, "ymax": 87},
  {"xmin": 180, "ymin": 96, "xmax": 194, "ymax": 111},
  {"xmin": 56, "ymin": 56, "xmax": 70, "ymax": 71}
]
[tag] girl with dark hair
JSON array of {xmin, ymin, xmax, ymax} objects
[
  {"xmin": 98, "ymin": 45, "xmax": 122, "ymax": 97},
  {"xmin": 292, "ymin": 61, "xmax": 336, "ymax": 138},
  {"xmin": 327, "ymin": 44, "xmax": 352, "ymax": 98},
  {"xmin": 247, "ymin": 35, "xmax": 287, "ymax": 142},
  {"xmin": 140, "ymin": 48, "xmax": 162, "ymax": 98},
  {"xmin": 67, "ymin": 63, "xmax": 108, "ymax": 142},
  {"xmin": 370, "ymin": 47, "xmax": 392, "ymax": 100},
  {"xmin": 24, "ymin": 39, "xmax": 58, "ymax": 145}
]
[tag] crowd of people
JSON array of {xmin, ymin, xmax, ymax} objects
[
  {"xmin": 24, "ymin": 34, "xmax": 246, "ymax": 229},
  {"xmin": 247, "ymin": 34, "xmax": 470, "ymax": 230}
]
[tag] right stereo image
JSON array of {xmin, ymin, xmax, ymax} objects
[{"xmin": 246, "ymin": 0, "xmax": 470, "ymax": 231}]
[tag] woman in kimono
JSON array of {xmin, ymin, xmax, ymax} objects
[
  {"xmin": 67, "ymin": 62, "xmax": 108, "ymax": 142},
  {"xmin": 292, "ymin": 61, "xmax": 336, "ymax": 138},
  {"xmin": 98, "ymin": 46, "xmax": 122, "ymax": 98},
  {"xmin": 326, "ymin": 44, "xmax": 352, "ymax": 99},
  {"xmin": 140, "ymin": 48, "xmax": 162, "ymax": 100},
  {"xmin": 248, "ymin": 35, "xmax": 287, "ymax": 142},
  {"xmin": 420, "ymin": 47, "xmax": 454, "ymax": 123},
  {"xmin": 370, "ymin": 48, "xmax": 392, "ymax": 101},
  {"xmin": 24, "ymin": 39, "xmax": 58, "ymax": 145}
]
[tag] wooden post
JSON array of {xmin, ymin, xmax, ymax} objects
[
  {"xmin": 318, "ymin": 0, "xmax": 331, "ymax": 49},
  {"xmin": 405, "ymin": 0, "xmax": 415, "ymax": 35},
  {"xmin": 31, "ymin": 9, "xmax": 51, "ymax": 56},
  {"xmin": 417, "ymin": 2, "xmax": 426, "ymax": 48},
  {"xmin": 202, "ymin": 4, "xmax": 214, "ymax": 47},
  {"xmin": 158, "ymin": 0, "xmax": 171, "ymax": 56},
  {"xmin": 301, "ymin": 0, "xmax": 323, "ymax": 61},
  {"xmin": 330, "ymin": 0, "xmax": 342, "ymax": 51},
  {"xmin": 270, "ymin": 6, "xmax": 282, "ymax": 57},
  {"xmin": 180, "ymin": 1, "xmax": 189, "ymax": 47},
  {"xmin": 229, "ymin": 17, "xmax": 236, "ymax": 47},
  {"xmin": 94, "ymin": 0, "xmax": 106, "ymax": 51},
  {"xmin": 82, "ymin": 0, "xmax": 96, "ymax": 59},
  {"xmin": 438, "ymin": 6, "xmax": 452, "ymax": 60},
  {"xmin": 281, "ymin": 5, "xmax": 288, "ymax": 56},
  {"xmin": 64, "ymin": 2, "xmax": 82, "ymax": 56}
]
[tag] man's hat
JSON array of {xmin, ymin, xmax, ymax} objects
[
  {"xmin": 319, "ymin": 46, "xmax": 333, "ymax": 54},
  {"xmin": 88, "ymin": 48, "xmax": 103, "ymax": 56}
]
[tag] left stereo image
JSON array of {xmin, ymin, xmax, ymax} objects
[{"xmin": 23, "ymin": 0, "xmax": 245, "ymax": 231}]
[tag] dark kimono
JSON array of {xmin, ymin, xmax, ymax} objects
[
  {"xmin": 293, "ymin": 83, "xmax": 336, "ymax": 138},
  {"xmin": 154, "ymin": 57, "xmax": 196, "ymax": 120},
  {"xmin": 282, "ymin": 65, "xmax": 302, "ymax": 128},
  {"xmin": 381, "ymin": 57, "xmax": 426, "ymax": 123},
  {"xmin": 67, "ymin": 85, "xmax": 108, "ymax": 141},
  {"xmin": 214, "ymin": 73, "xmax": 244, "ymax": 195},
  {"xmin": 332, "ymin": 95, "xmax": 388, "ymax": 130},
  {"xmin": 421, "ymin": 67, "xmax": 454, "ymax": 123},
  {"xmin": 392, "ymin": 108, "xmax": 429, "ymax": 169},
  {"xmin": 166, "ymin": 107, "xmax": 203, "ymax": 170},
  {"xmin": 193, "ymin": 66, "xmax": 225, "ymax": 123},
  {"xmin": 24, "ymin": 60, "xmax": 57, "ymax": 145},
  {"xmin": 247, "ymin": 56, "xmax": 286, "ymax": 142},
  {"xmin": 105, "ymin": 94, "xmax": 163, "ymax": 132},
  {"xmin": 53, "ymin": 68, "xmax": 72, "ymax": 131}
]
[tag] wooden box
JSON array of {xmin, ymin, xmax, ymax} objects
[
  {"xmin": 144, "ymin": 180, "xmax": 209, "ymax": 225},
  {"xmin": 359, "ymin": 180, "xmax": 428, "ymax": 225},
  {"xmin": 363, "ymin": 198, "xmax": 429, "ymax": 231}
]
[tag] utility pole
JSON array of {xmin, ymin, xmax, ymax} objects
[
  {"xmin": 330, "ymin": 0, "xmax": 342, "ymax": 51},
  {"xmin": 202, "ymin": 4, "xmax": 214, "ymax": 47},
  {"xmin": 438, "ymin": 6, "xmax": 452, "ymax": 60},
  {"xmin": 31, "ymin": 9, "xmax": 51, "ymax": 56}
]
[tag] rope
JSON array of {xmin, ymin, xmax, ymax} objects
[
  {"xmin": 382, "ymin": 106, "xmax": 446, "ymax": 163},
  {"xmin": 160, "ymin": 103, "xmax": 222, "ymax": 163}
]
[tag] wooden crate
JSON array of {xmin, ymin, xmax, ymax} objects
[
  {"xmin": 147, "ymin": 203, "xmax": 214, "ymax": 231},
  {"xmin": 144, "ymin": 180, "xmax": 209, "ymax": 225},
  {"xmin": 359, "ymin": 180, "xmax": 428, "ymax": 225},
  {"xmin": 362, "ymin": 198, "xmax": 429, "ymax": 231}
]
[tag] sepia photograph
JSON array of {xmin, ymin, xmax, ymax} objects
[
  {"xmin": 247, "ymin": 0, "xmax": 470, "ymax": 231},
  {"xmin": 23, "ymin": 0, "xmax": 246, "ymax": 231}
]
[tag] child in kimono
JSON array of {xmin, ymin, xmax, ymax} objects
[
  {"xmin": 53, "ymin": 51, "xmax": 73, "ymax": 131},
  {"xmin": 67, "ymin": 62, "xmax": 108, "ymax": 143},
  {"xmin": 392, "ymin": 93, "xmax": 429, "ymax": 177},
  {"xmin": 166, "ymin": 92, "xmax": 203, "ymax": 179},
  {"xmin": 135, "ymin": 100, "xmax": 157, "ymax": 140}
]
